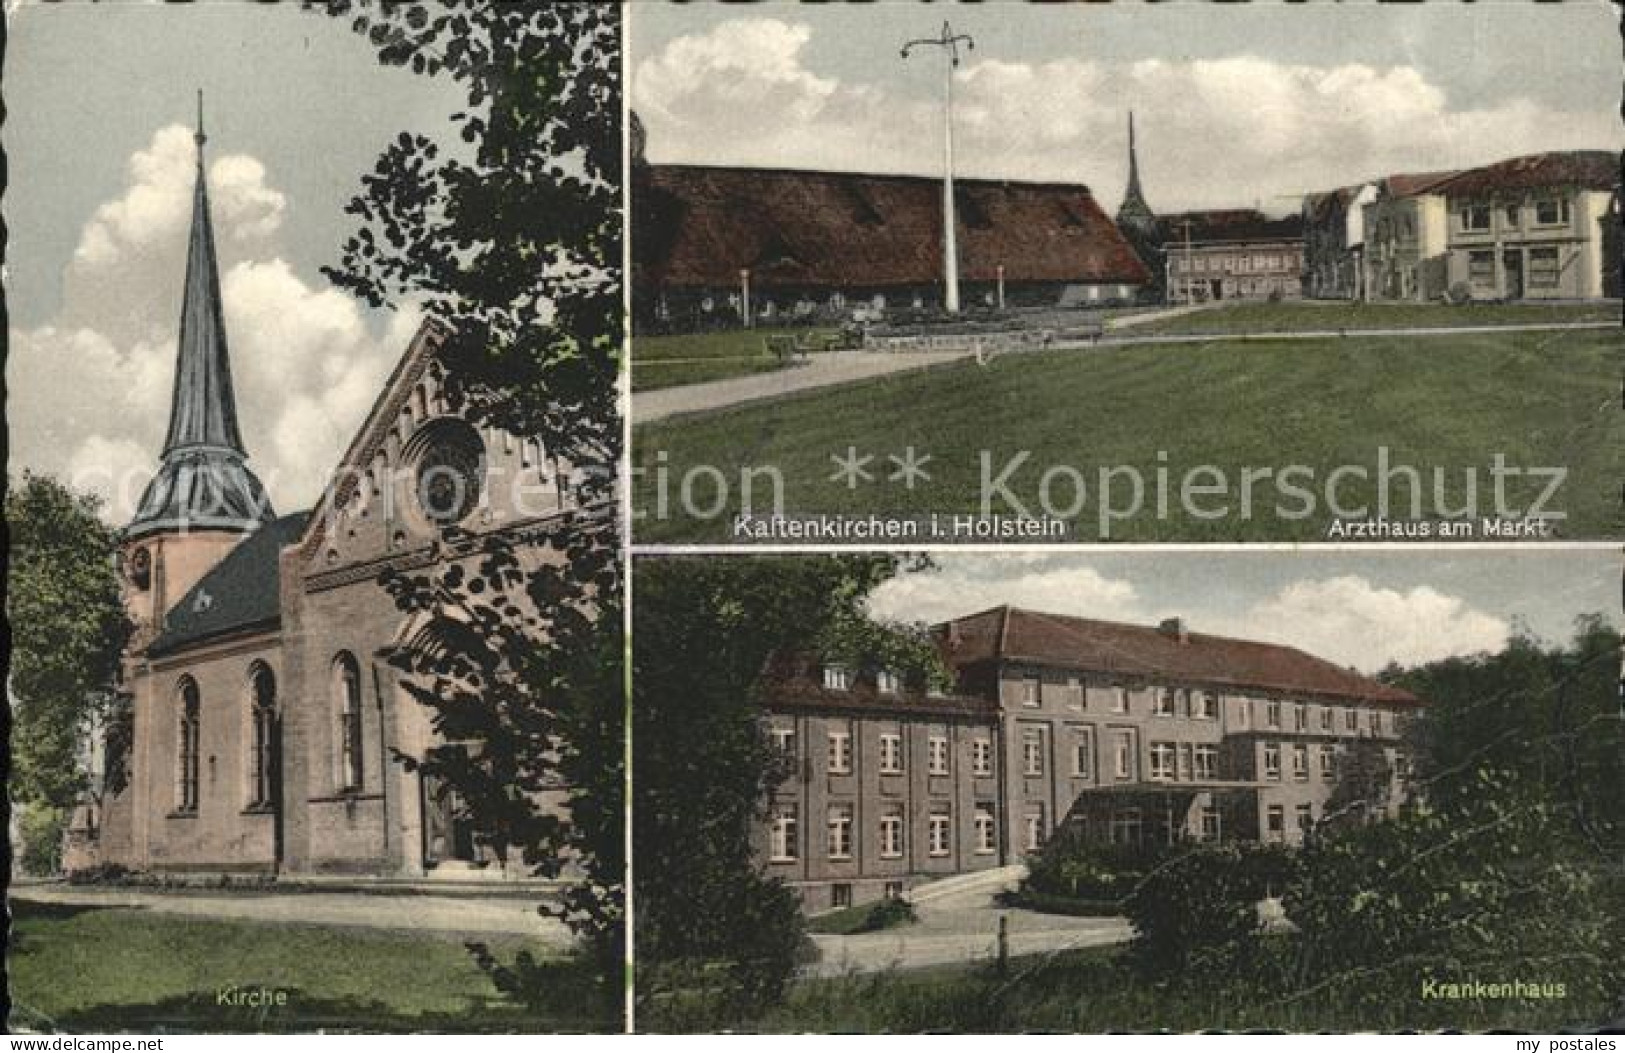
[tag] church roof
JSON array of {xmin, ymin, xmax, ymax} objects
[
  {"xmin": 635, "ymin": 164, "xmax": 1150, "ymax": 290},
  {"xmin": 936, "ymin": 606, "xmax": 1418, "ymax": 705},
  {"xmin": 1115, "ymin": 112, "xmax": 1157, "ymax": 232},
  {"xmin": 148, "ymin": 510, "xmax": 308, "ymax": 658},
  {"xmin": 127, "ymin": 103, "xmax": 274, "ymax": 542}
]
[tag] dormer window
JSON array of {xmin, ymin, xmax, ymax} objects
[
  {"xmin": 822, "ymin": 665, "xmax": 850, "ymax": 691},
  {"xmin": 877, "ymin": 669, "xmax": 900, "ymax": 695}
]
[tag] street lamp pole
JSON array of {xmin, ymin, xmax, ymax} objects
[{"xmin": 903, "ymin": 21, "xmax": 974, "ymax": 316}]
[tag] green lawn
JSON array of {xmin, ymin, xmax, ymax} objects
[
  {"xmin": 6, "ymin": 898, "xmax": 614, "ymax": 1033},
  {"xmin": 1134, "ymin": 299, "xmax": 1622, "ymax": 336},
  {"xmin": 700, "ymin": 945, "xmax": 1618, "ymax": 1033},
  {"xmin": 632, "ymin": 329, "xmax": 1624, "ymax": 542},
  {"xmin": 633, "ymin": 327, "xmax": 836, "ymax": 392}
]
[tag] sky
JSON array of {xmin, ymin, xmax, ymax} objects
[
  {"xmin": 5, "ymin": 3, "xmax": 465, "ymax": 519},
  {"xmin": 866, "ymin": 549, "xmax": 1619, "ymax": 674},
  {"xmin": 630, "ymin": 2, "xmax": 1625, "ymax": 214}
]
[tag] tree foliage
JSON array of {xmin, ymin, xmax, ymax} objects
[
  {"xmin": 317, "ymin": 1, "xmax": 624, "ymax": 1025},
  {"xmin": 7, "ymin": 472, "xmax": 130, "ymax": 813},
  {"xmin": 632, "ymin": 556, "xmax": 938, "ymax": 1024}
]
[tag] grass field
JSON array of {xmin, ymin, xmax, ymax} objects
[
  {"xmin": 5, "ymin": 899, "xmax": 613, "ymax": 1033},
  {"xmin": 692, "ymin": 945, "xmax": 1619, "ymax": 1033},
  {"xmin": 632, "ymin": 327, "xmax": 836, "ymax": 392},
  {"xmin": 632, "ymin": 329, "xmax": 1624, "ymax": 543},
  {"xmin": 1131, "ymin": 299, "xmax": 1622, "ymax": 336}
]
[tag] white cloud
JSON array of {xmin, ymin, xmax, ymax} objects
[
  {"xmin": 635, "ymin": 19, "xmax": 1624, "ymax": 210},
  {"xmin": 8, "ymin": 125, "xmax": 410, "ymax": 523},
  {"xmin": 869, "ymin": 561, "xmax": 1143, "ymax": 627},
  {"xmin": 1204, "ymin": 576, "xmax": 1510, "ymax": 672}
]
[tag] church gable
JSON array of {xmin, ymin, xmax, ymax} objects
[{"xmin": 294, "ymin": 320, "xmax": 571, "ymax": 584}]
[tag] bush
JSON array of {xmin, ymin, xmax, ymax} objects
[
  {"xmin": 65, "ymin": 862, "xmax": 133, "ymax": 885},
  {"xmin": 1023, "ymin": 827, "xmax": 1171, "ymax": 902},
  {"xmin": 17, "ymin": 805, "xmax": 68, "ymax": 877},
  {"xmin": 806, "ymin": 896, "xmax": 917, "ymax": 936},
  {"xmin": 1124, "ymin": 841, "xmax": 1298, "ymax": 984},
  {"xmin": 996, "ymin": 889, "xmax": 1125, "ymax": 917}
]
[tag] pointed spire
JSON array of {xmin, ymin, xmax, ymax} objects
[
  {"xmin": 161, "ymin": 92, "xmax": 245, "ymax": 456},
  {"xmin": 127, "ymin": 97, "xmax": 272, "ymax": 540},
  {"xmin": 1115, "ymin": 110, "xmax": 1157, "ymax": 233}
]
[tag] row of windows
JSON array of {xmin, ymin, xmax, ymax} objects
[
  {"xmin": 170, "ymin": 654, "xmax": 366, "ymax": 814},
  {"xmin": 1457, "ymin": 198, "xmax": 1573, "ymax": 233},
  {"xmin": 1265, "ymin": 802, "xmax": 1320, "ymax": 841},
  {"xmin": 1018, "ymin": 677, "xmax": 1393, "ymax": 736},
  {"xmin": 1466, "ymin": 247, "xmax": 1567, "ymax": 289},
  {"xmin": 769, "ymin": 803, "xmax": 1049, "ymax": 862},
  {"xmin": 778, "ymin": 727, "xmax": 996, "ymax": 778},
  {"xmin": 1168, "ymin": 252, "xmax": 1301, "ymax": 275}
]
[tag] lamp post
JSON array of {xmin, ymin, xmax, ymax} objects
[{"xmin": 902, "ymin": 21, "xmax": 974, "ymax": 315}]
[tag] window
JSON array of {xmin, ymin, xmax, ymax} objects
[
  {"xmin": 1460, "ymin": 205, "xmax": 1491, "ymax": 231},
  {"xmin": 1024, "ymin": 808, "xmax": 1047, "ymax": 852},
  {"xmin": 1319, "ymin": 744, "xmax": 1336, "ymax": 778},
  {"xmin": 248, "ymin": 665, "xmax": 276, "ymax": 809},
  {"xmin": 1529, "ymin": 247, "xmax": 1560, "ymax": 288},
  {"xmin": 879, "ymin": 733, "xmax": 903, "ymax": 774},
  {"xmin": 1267, "ymin": 805, "xmax": 1286, "ymax": 841},
  {"xmin": 1503, "ymin": 204, "xmax": 1520, "ymax": 229},
  {"xmin": 1264, "ymin": 743, "xmax": 1282, "ymax": 781},
  {"xmin": 974, "ymin": 806, "xmax": 997, "ymax": 854},
  {"xmin": 1021, "ymin": 676, "xmax": 1041, "ymax": 707},
  {"xmin": 1194, "ymin": 745, "xmax": 1218, "ymax": 781},
  {"xmin": 335, "ymin": 653, "xmax": 363, "ymax": 791},
  {"xmin": 1192, "ymin": 692, "xmax": 1217, "ymax": 720},
  {"xmin": 770, "ymin": 805, "xmax": 798, "ymax": 861},
  {"xmin": 1296, "ymin": 804, "xmax": 1314, "ymax": 835},
  {"xmin": 827, "ymin": 727, "xmax": 852, "ymax": 774},
  {"xmin": 1110, "ymin": 808, "xmax": 1143, "ymax": 846},
  {"xmin": 831, "ymin": 883, "xmax": 852, "ymax": 909},
  {"xmin": 880, "ymin": 808, "xmax": 904, "ymax": 858},
  {"xmin": 1293, "ymin": 744, "xmax": 1310, "ymax": 781},
  {"xmin": 827, "ymin": 804, "xmax": 854, "ymax": 859},
  {"xmin": 1113, "ymin": 686, "xmax": 1130, "ymax": 714},
  {"xmin": 971, "ymin": 738, "xmax": 993, "ymax": 777},
  {"xmin": 928, "ymin": 735, "xmax": 949, "ymax": 776},
  {"xmin": 823, "ymin": 665, "xmax": 850, "ymax": 691},
  {"xmin": 1072, "ymin": 728, "xmax": 1094, "ymax": 778},
  {"xmin": 176, "ymin": 678, "xmax": 201, "ymax": 813},
  {"xmin": 1149, "ymin": 742, "xmax": 1176, "ymax": 781},
  {"xmin": 1178, "ymin": 744, "xmax": 1193, "ymax": 780},
  {"xmin": 1200, "ymin": 807, "xmax": 1222, "ymax": 841},
  {"xmin": 1535, "ymin": 198, "xmax": 1570, "ymax": 226},
  {"xmin": 929, "ymin": 811, "xmax": 952, "ymax": 856},
  {"xmin": 1022, "ymin": 727, "xmax": 1046, "ymax": 776},
  {"xmin": 876, "ymin": 669, "xmax": 900, "ymax": 695},
  {"xmin": 1153, "ymin": 689, "xmax": 1176, "ymax": 717},
  {"xmin": 1346, "ymin": 707, "xmax": 1359, "ymax": 732},
  {"xmin": 1266, "ymin": 701, "xmax": 1281, "ymax": 728},
  {"xmin": 771, "ymin": 727, "xmax": 796, "ymax": 756},
  {"xmin": 1320, "ymin": 706, "xmax": 1334, "ymax": 732},
  {"xmin": 1468, "ymin": 250, "xmax": 1495, "ymax": 283},
  {"xmin": 1113, "ymin": 730, "xmax": 1135, "ymax": 780},
  {"xmin": 1293, "ymin": 704, "xmax": 1308, "ymax": 732},
  {"xmin": 884, "ymin": 881, "xmax": 904, "ymax": 900}
]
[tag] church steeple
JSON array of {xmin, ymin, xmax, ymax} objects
[
  {"xmin": 1115, "ymin": 111, "xmax": 1156, "ymax": 232},
  {"xmin": 127, "ymin": 94, "xmax": 273, "ymax": 541}
]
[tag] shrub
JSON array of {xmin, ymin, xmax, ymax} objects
[
  {"xmin": 1023, "ymin": 827, "xmax": 1171, "ymax": 901},
  {"xmin": 17, "ymin": 805, "xmax": 68, "ymax": 877},
  {"xmin": 807, "ymin": 896, "xmax": 918, "ymax": 936},
  {"xmin": 1124, "ymin": 841, "xmax": 1298, "ymax": 984},
  {"xmin": 996, "ymin": 889, "xmax": 1125, "ymax": 917}
]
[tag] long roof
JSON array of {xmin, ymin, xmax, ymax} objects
[
  {"xmin": 1435, "ymin": 150, "xmax": 1619, "ymax": 197},
  {"xmin": 936, "ymin": 606, "xmax": 1418, "ymax": 705},
  {"xmin": 636, "ymin": 163, "xmax": 1151, "ymax": 290},
  {"xmin": 1160, "ymin": 209, "xmax": 1304, "ymax": 246},
  {"xmin": 148, "ymin": 511, "xmax": 309, "ymax": 658}
]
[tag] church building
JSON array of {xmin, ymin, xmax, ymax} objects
[{"xmin": 65, "ymin": 112, "xmax": 581, "ymax": 881}]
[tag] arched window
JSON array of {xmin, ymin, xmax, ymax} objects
[
  {"xmin": 177, "ymin": 677, "xmax": 200, "ymax": 813},
  {"xmin": 335, "ymin": 654, "xmax": 363, "ymax": 791},
  {"xmin": 248, "ymin": 664, "xmax": 276, "ymax": 808}
]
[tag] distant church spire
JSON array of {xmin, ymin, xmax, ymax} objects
[
  {"xmin": 1115, "ymin": 111, "xmax": 1156, "ymax": 231},
  {"xmin": 127, "ymin": 94, "xmax": 273, "ymax": 540}
]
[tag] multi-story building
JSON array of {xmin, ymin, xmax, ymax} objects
[
  {"xmin": 1361, "ymin": 171, "xmax": 1460, "ymax": 302},
  {"xmin": 1437, "ymin": 151, "xmax": 1620, "ymax": 301},
  {"xmin": 1161, "ymin": 210, "xmax": 1305, "ymax": 303},
  {"xmin": 1303, "ymin": 183, "xmax": 1378, "ymax": 299},
  {"xmin": 757, "ymin": 606, "xmax": 1419, "ymax": 911}
]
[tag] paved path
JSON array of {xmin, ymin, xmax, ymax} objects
[
  {"xmin": 636, "ymin": 319, "xmax": 1618, "ymax": 424},
  {"xmin": 804, "ymin": 866, "xmax": 1133, "ymax": 978},
  {"xmin": 636, "ymin": 349, "xmax": 973, "ymax": 424},
  {"xmin": 10, "ymin": 884, "xmax": 572, "ymax": 943}
]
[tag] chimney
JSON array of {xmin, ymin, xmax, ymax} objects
[{"xmin": 1159, "ymin": 617, "xmax": 1190, "ymax": 644}]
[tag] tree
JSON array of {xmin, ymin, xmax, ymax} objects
[
  {"xmin": 632, "ymin": 556, "xmax": 943, "ymax": 1024},
  {"xmin": 7, "ymin": 473, "xmax": 131, "ymax": 839},
  {"xmin": 316, "ymin": 1, "xmax": 623, "ymax": 1022}
]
